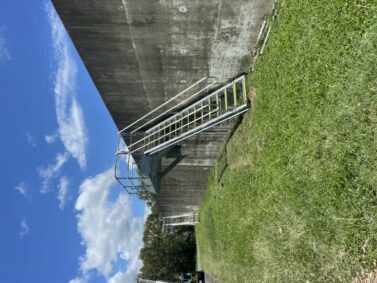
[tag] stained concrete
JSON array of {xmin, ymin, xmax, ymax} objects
[{"xmin": 52, "ymin": 0, "xmax": 274, "ymax": 216}]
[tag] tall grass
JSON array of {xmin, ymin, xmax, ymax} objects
[{"xmin": 196, "ymin": 1, "xmax": 377, "ymax": 282}]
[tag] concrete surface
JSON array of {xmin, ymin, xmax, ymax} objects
[{"xmin": 51, "ymin": 0, "xmax": 274, "ymax": 216}]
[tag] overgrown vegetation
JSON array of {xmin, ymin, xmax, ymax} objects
[
  {"xmin": 196, "ymin": 1, "xmax": 377, "ymax": 282},
  {"xmin": 139, "ymin": 206, "xmax": 196, "ymax": 281}
]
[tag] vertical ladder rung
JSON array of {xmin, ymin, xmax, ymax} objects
[
  {"xmin": 158, "ymin": 128, "xmax": 161, "ymax": 144},
  {"xmin": 242, "ymin": 77, "xmax": 247, "ymax": 103},
  {"xmin": 208, "ymin": 98, "xmax": 211, "ymax": 120},
  {"xmin": 225, "ymin": 88, "xmax": 228, "ymax": 111},
  {"xmin": 233, "ymin": 81, "xmax": 237, "ymax": 108},
  {"xmin": 147, "ymin": 132, "xmax": 150, "ymax": 150},
  {"xmin": 180, "ymin": 113, "xmax": 183, "ymax": 135},
  {"xmin": 194, "ymin": 106, "xmax": 197, "ymax": 128},
  {"xmin": 201, "ymin": 102, "xmax": 204, "ymax": 124}
]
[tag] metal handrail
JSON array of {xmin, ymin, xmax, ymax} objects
[
  {"xmin": 126, "ymin": 104, "xmax": 209, "ymax": 150},
  {"xmin": 128, "ymin": 107, "xmax": 220, "ymax": 154},
  {"xmin": 146, "ymin": 75, "xmax": 244, "ymax": 133},
  {"xmin": 119, "ymin": 76, "xmax": 216, "ymax": 134},
  {"xmin": 117, "ymin": 75, "xmax": 247, "ymax": 155},
  {"xmin": 130, "ymin": 79, "xmax": 218, "ymax": 134},
  {"xmin": 146, "ymin": 105, "xmax": 249, "ymax": 155}
]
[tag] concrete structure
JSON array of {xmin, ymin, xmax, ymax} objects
[{"xmin": 52, "ymin": 0, "xmax": 274, "ymax": 216}]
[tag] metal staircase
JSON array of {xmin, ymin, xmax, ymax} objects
[
  {"xmin": 163, "ymin": 213, "xmax": 200, "ymax": 227},
  {"xmin": 125, "ymin": 75, "xmax": 248, "ymax": 155},
  {"xmin": 115, "ymin": 75, "xmax": 249, "ymax": 195}
]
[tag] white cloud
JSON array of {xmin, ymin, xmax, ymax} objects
[
  {"xmin": 45, "ymin": 133, "xmax": 59, "ymax": 144},
  {"xmin": 38, "ymin": 152, "xmax": 69, "ymax": 193},
  {"xmin": 108, "ymin": 270, "xmax": 137, "ymax": 283},
  {"xmin": 46, "ymin": 3, "xmax": 88, "ymax": 169},
  {"xmin": 0, "ymin": 25, "xmax": 10, "ymax": 61},
  {"xmin": 15, "ymin": 182, "xmax": 28, "ymax": 198},
  {"xmin": 71, "ymin": 167, "xmax": 145, "ymax": 283},
  {"xmin": 19, "ymin": 219, "xmax": 29, "ymax": 239},
  {"xmin": 26, "ymin": 131, "xmax": 37, "ymax": 147},
  {"xmin": 68, "ymin": 277, "xmax": 87, "ymax": 283},
  {"xmin": 57, "ymin": 176, "xmax": 69, "ymax": 209},
  {"xmin": 143, "ymin": 205, "xmax": 151, "ymax": 222}
]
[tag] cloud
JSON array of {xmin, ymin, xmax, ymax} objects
[
  {"xmin": 0, "ymin": 25, "xmax": 10, "ymax": 61},
  {"xmin": 143, "ymin": 205, "xmax": 151, "ymax": 222},
  {"xmin": 45, "ymin": 133, "xmax": 59, "ymax": 144},
  {"xmin": 71, "ymin": 167, "xmax": 145, "ymax": 283},
  {"xmin": 57, "ymin": 176, "xmax": 69, "ymax": 209},
  {"xmin": 46, "ymin": 3, "xmax": 88, "ymax": 169},
  {"xmin": 68, "ymin": 277, "xmax": 87, "ymax": 283},
  {"xmin": 38, "ymin": 152, "xmax": 69, "ymax": 193},
  {"xmin": 15, "ymin": 182, "xmax": 28, "ymax": 198},
  {"xmin": 108, "ymin": 270, "xmax": 137, "ymax": 283},
  {"xmin": 19, "ymin": 219, "xmax": 29, "ymax": 239},
  {"xmin": 26, "ymin": 131, "xmax": 37, "ymax": 147}
]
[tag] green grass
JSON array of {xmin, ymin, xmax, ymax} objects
[{"xmin": 196, "ymin": 1, "xmax": 377, "ymax": 282}]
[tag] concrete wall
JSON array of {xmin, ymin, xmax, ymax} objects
[{"xmin": 52, "ymin": 0, "xmax": 274, "ymax": 216}]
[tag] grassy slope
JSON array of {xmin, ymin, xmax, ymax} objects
[{"xmin": 196, "ymin": 1, "xmax": 377, "ymax": 282}]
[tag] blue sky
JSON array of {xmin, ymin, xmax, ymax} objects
[{"xmin": 0, "ymin": 1, "xmax": 147, "ymax": 282}]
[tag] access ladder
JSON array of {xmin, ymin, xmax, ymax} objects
[
  {"xmin": 125, "ymin": 75, "xmax": 249, "ymax": 156},
  {"xmin": 115, "ymin": 75, "xmax": 249, "ymax": 195},
  {"xmin": 163, "ymin": 213, "xmax": 200, "ymax": 227}
]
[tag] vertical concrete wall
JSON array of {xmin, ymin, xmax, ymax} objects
[{"xmin": 52, "ymin": 0, "xmax": 274, "ymax": 216}]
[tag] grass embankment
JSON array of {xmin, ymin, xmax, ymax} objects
[{"xmin": 196, "ymin": 1, "xmax": 377, "ymax": 282}]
